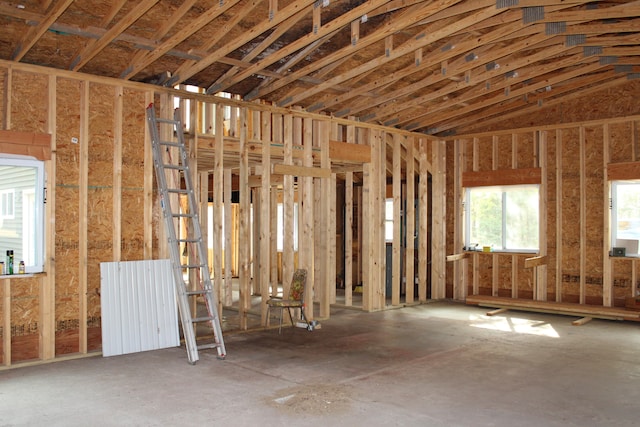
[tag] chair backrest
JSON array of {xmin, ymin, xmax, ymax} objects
[{"xmin": 288, "ymin": 269, "xmax": 307, "ymax": 301}]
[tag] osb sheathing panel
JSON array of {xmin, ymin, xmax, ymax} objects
[
  {"xmin": 560, "ymin": 128, "xmax": 581, "ymax": 299},
  {"xmin": 87, "ymin": 83, "xmax": 115, "ymax": 322},
  {"xmin": 55, "ymin": 77, "xmax": 81, "ymax": 329},
  {"xmin": 516, "ymin": 132, "xmax": 535, "ymax": 169},
  {"xmin": 10, "ymin": 277, "xmax": 41, "ymax": 362},
  {"xmin": 121, "ymin": 88, "xmax": 146, "ymax": 261},
  {"xmin": 496, "ymin": 134, "xmax": 512, "ymax": 170},
  {"xmin": 10, "ymin": 71, "xmax": 48, "ymax": 133},
  {"xmin": 609, "ymin": 121, "xmax": 635, "ymax": 164},
  {"xmin": 612, "ymin": 258, "xmax": 633, "ymax": 303},
  {"xmin": 462, "ymin": 139, "xmax": 473, "ymax": 172},
  {"xmin": 467, "ymin": 81, "xmax": 640, "ymax": 134},
  {"xmin": 56, "ymin": 78, "xmax": 82, "ymax": 184},
  {"xmin": 584, "ymin": 126, "xmax": 604, "ymax": 300},
  {"xmin": 476, "ymin": 136, "xmax": 493, "ymax": 172},
  {"xmin": 497, "ymin": 254, "xmax": 512, "ymax": 295},
  {"xmin": 476, "ymin": 254, "xmax": 493, "ymax": 295}
]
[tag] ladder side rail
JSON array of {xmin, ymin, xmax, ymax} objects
[
  {"xmin": 173, "ymin": 110, "xmax": 226, "ymax": 358},
  {"xmin": 146, "ymin": 105, "xmax": 200, "ymax": 364}
]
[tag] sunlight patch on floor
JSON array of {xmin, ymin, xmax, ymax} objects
[{"xmin": 469, "ymin": 314, "xmax": 560, "ymax": 338}]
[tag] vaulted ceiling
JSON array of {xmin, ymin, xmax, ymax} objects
[{"xmin": 1, "ymin": 0, "xmax": 639, "ymax": 136}]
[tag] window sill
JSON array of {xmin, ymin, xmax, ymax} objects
[
  {"xmin": 0, "ymin": 273, "xmax": 45, "ymax": 279},
  {"xmin": 466, "ymin": 250, "xmax": 539, "ymax": 256}
]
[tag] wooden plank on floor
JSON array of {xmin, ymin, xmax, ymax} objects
[
  {"xmin": 466, "ymin": 295, "xmax": 640, "ymax": 322},
  {"xmin": 572, "ymin": 317, "xmax": 593, "ymax": 326},
  {"xmin": 486, "ymin": 308, "xmax": 509, "ymax": 316}
]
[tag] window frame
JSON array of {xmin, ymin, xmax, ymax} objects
[
  {"xmin": 610, "ymin": 179, "xmax": 640, "ymax": 256},
  {"xmin": 0, "ymin": 155, "xmax": 46, "ymax": 273},
  {"xmin": 464, "ymin": 184, "xmax": 540, "ymax": 253}
]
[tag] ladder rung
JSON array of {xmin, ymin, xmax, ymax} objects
[
  {"xmin": 197, "ymin": 343, "xmax": 221, "ymax": 350},
  {"xmin": 167, "ymin": 188, "xmax": 189, "ymax": 194},
  {"xmin": 192, "ymin": 316, "xmax": 215, "ymax": 323},
  {"xmin": 181, "ymin": 263, "xmax": 207, "ymax": 269},
  {"xmin": 172, "ymin": 213, "xmax": 195, "ymax": 218},
  {"xmin": 177, "ymin": 238, "xmax": 201, "ymax": 243},
  {"xmin": 159, "ymin": 141, "xmax": 183, "ymax": 148},
  {"xmin": 156, "ymin": 118, "xmax": 180, "ymax": 125},
  {"xmin": 186, "ymin": 289, "xmax": 209, "ymax": 296},
  {"xmin": 163, "ymin": 164, "xmax": 186, "ymax": 170}
]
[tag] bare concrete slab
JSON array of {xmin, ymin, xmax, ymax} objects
[{"xmin": 1, "ymin": 302, "xmax": 639, "ymax": 426}]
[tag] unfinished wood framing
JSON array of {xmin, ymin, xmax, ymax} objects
[
  {"xmin": 0, "ymin": 60, "xmax": 446, "ymax": 367},
  {"xmin": 450, "ymin": 114, "xmax": 640, "ymax": 313}
]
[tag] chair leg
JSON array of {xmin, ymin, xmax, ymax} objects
[
  {"xmin": 278, "ymin": 307, "xmax": 284, "ymax": 334},
  {"xmin": 286, "ymin": 307, "xmax": 295, "ymax": 329}
]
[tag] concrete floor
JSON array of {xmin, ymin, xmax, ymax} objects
[{"xmin": 1, "ymin": 301, "xmax": 639, "ymax": 426}]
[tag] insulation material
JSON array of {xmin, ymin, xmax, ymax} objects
[{"xmin": 100, "ymin": 259, "xmax": 179, "ymax": 357}]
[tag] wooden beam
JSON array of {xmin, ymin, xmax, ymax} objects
[
  {"xmin": 467, "ymin": 295, "xmax": 640, "ymax": 322},
  {"xmin": 273, "ymin": 163, "xmax": 331, "ymax": 178},
  {"xmin": 70, "ymin": 0, "xmax": 159, "ymax": 71},
  {"xmin": 278, "ymin": 3, "xmax": 503, "ymax": 107},
  {"xmin": 11, "ymin": 0, "xmax": 74, "ymax": 61},
  {"xmin": 392, "ymin": 133, "xmax": 402, "ymax": 306},
  {"xmin": 524, "ymin": 255, "xmax": 548, "ymax": 269},
  {"xmin": 486, "ymin": 308, "xmax": 508, "ymax": 316},
  {"xmin": 78, "ymin": 81, "xmax": 89, "ymax": 354},
  {"xmin": 0, "ymin": 130, "xmax": 51, "ymax": 160},
  {"xmin": 173, "ymin": 0, "xmax": 316, "ymax": 85},
  {"xmin": 239, "ymin": 108, "xmax": 251, "ymax": 330},
  {"xmin": 329, "ymin": 139, "xmax": 371, "ymax": 163},
  {"xmin": 572, "ymin": 317, "xmax": 593, "ymax": 326},
  {"xmin": 462, "ymin": 168, "xmax": 542, "ymax": 187},
  {"xmin": 121, "ymin": 0, "xmax": 243, "ymax": 79},
  {"xmin": 447, "ymin": 252, "xmax": 470, "ymax": 262},
  {"xmin": 248, "ymin": 174, "xmax": 285, "ymax": 187},
  {"xmin": 607, "ymin": 161, "xmax": 640, "ymax": 181}
]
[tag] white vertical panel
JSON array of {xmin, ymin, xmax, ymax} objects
[{"xmin": 100, "ymin": 259, "xmax": 179, "ymax": 357}]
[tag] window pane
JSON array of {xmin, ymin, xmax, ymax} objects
[
  {"xmin": 505, "ymin": 187, "xmax": 539, "ymax": 250},
  {"xmin": 467, "ymin": 185, "xmax": 539, "ymax": 252},
  {"xmin": 0, "ymin": 159, "xmax": 44, "ymax": 272},
  {"xmin": 468, "ymin": 188, "xmax": 502, "ymax": 248},
  {"xmin": 615, "ymin": 182, "xmax": 640, "ymax": 241}
]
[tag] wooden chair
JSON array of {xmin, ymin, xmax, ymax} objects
[{"xmin": 266, "ymin": 269, "xmax": 311, "ymax": 333}]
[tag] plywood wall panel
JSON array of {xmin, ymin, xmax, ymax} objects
[
  {"xmin": 497, "ymin": 254, "xmax": 512, "ymax": 296},
  {"xmin": 476, "ymin": 136, "xmax": 493, "ymax": 172},
  {"xmin": 10, "ymin": 277, "xmax": 40, "ymax": 362},
  {"xmin": 121, "ymin": 88, "xmax": 147, "ymax": 261},
  {"xmin": 10, "ymin": 71, "xmax": 48, "ymax": 133},
  {"xmin": 56, "ymin": 78, "xmax": 81, "ymax": 184},
  {"xmin": 609, "ymin": 121, "xmax": 633, "ymax": 164},
  {"xmin": 496, "ymin": 134, "xmax": 512, "ymax": 170},
  {"xmin": 516, "ymin": 132, "xmax": 535, "ymax": 169}
]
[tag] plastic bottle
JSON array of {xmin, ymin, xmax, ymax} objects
[
  {"xmin": 19, "ymin": 261, "xmax": 25, "ymax": 274},
  {"xmin": 6, "ymin": 250, "xmax": 13, "ymax": 275}
]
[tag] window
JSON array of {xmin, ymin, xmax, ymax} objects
[
  {"xmin": 0, "ymin": 156, "xmax": 45, "ymax": 273},
  {"xmin": 611, "ymin": 180, "xmax": 640, "ymax": 256},
  {"xmin": 465, "ymin": 185, "xmax": 539, "ymax": 252},
  {"xmin": 277, "ymin": 203, "xmax": 299, "ymax": 252},
  {"xmin": 0, "ymin": 189, "xmax": 14, "ymax": 219},
  {"xmin": 385, "ymin": 199, "xmax": 394, "ymax": 242}
]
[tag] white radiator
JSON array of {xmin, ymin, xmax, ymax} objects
[{"xmin": 100, "ymin": 259, "xmax": 179, "ymax": 357}]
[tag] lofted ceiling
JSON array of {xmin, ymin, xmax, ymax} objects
[{"xmin": 1, "ymin": 0, "xmax": 639, "ymax": 136}]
